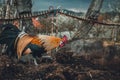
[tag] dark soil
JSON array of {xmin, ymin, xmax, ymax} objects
[{"xmin": 0, "ymin": 46, "xmax": 120, "ymax": 80}]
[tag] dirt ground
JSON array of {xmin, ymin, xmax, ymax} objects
[{"xmin": 0, "ymin": 46, "xmax": 120, "ymax": 80}]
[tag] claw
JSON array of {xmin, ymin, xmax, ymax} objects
[{"xmin": 33, "ymin": 58, "xmax": 38, "ymax": 66}]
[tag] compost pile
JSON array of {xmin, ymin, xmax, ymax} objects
[{"xmin": 0, "ymin": 46, "xmax": 120, "ymax": 80}]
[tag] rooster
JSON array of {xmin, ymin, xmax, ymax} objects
[{"xmin": 0, "ymin": 24, "xmax": 67, "ymax": 65}]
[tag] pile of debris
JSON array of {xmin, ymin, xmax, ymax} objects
[{"xmin": 0, "ymin": 46, "xmax": 120, "ymax": 80}]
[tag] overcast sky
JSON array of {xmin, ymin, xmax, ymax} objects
[{"xmin": 32, "ymin": 0, "xmax": 91, "ymax": 12}]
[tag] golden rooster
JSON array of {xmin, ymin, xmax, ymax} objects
[{"xmin": 0, "ymin": 24, "xmax": 67, "ymax": 65}]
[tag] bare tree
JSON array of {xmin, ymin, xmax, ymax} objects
[{"xmin": 108, "ymin": 0, "xmax": 120, "ymax": 41}]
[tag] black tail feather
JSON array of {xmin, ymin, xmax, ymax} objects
[
  {"xmin": 0, "ymin": 24, "xmax": 21, "ymax": 55},
  {"xmin": 0, "ymin": 24, "xmax": 20, "ymax": 44}
]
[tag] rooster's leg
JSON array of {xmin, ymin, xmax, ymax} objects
[{"xmin": 33, "ymin": 58, "xmax": 38, "ymax": 66}]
